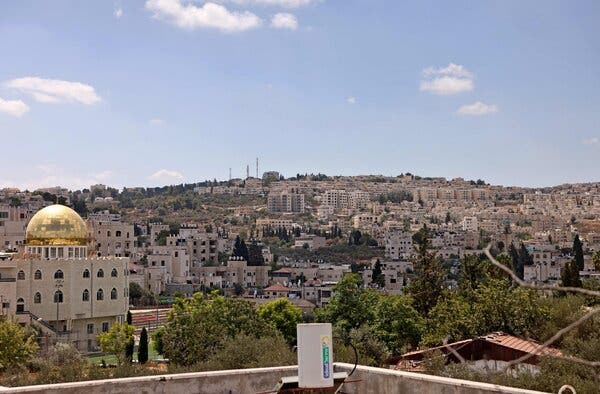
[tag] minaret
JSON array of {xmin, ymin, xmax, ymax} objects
[
  {"xmin": 256, "ymin": 157, "xmax": 259, "ymax": 179},
  {"xmin": 229, "ymin": 167, "xmax": 232, "ymax": 181},
  {"xmin": 246, "ymin": 165, "xmax": 250, "ymax": 179}
]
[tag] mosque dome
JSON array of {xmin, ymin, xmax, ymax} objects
[{"xmin": 26, "ymin": 204, "xmax": 88, "ymax": 246}]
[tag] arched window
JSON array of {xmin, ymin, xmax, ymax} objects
[
  {"xmin": 110, "ymin": 288, "xmax": 117, "ymax": 300},
  {"xmin": 16, "ymin": 298, "xmax": 25, "ymax": 312},
  {"xmin": 17, "ymin": 270, "xmax": 25, "ymax": 280},
  {"xmin": 54, "ymin": 270, "xmax": 64, "ymax": 279},
  {"xmin": 34, "ymin": 270, "xmax": 42, "ymax": 280},
  {"xmin": 116, "ymin": 231, "xmax": 122, "ymax": 237},
  {"xmin": 34, "ymin": 292, "xmax": 41, "ymax": 304},
  {"xmin": 82, "ymin": 289, "xmax": 90, "ymax": 302},
  {"xmin": 97, "ymin": 289, "xmax": 104, "ymax": 301},
  {"xmin": 83, "ymin": 269, "xmax": 90, "ymax": 278},
  {"xmin": 54, "ymin": 290, "xmax": 63, "ymax": 303},
  {"xmin": 97, "ymin": 269, "xmax": 104, "ymax": 278},
  {"xmin": 107, "ymin": 231, "xmax": 111, "ymax": 237},
  {"xmin": 111, "ymin": 268, "xmax": 118, "ymax": 277}
]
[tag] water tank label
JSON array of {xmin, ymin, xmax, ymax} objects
[{"xmin": 321, "ymin": 335, "xmax": 331, "ymax": 379}]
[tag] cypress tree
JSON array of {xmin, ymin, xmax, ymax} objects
[
  {"xmin": 125, "ymin": 311, "xmax": 134, "ymax": 362},
  {"xmin": 138, "ymin": 327, "xmax": 149, "ymax": 364},
  {"xmin": 573, "ymin": 235, "xmax": 585, "ymax": 271}
]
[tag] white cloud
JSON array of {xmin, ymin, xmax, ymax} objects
[
  {"xmin": 145, "ymin": 0, "xmax": 262, "ymax": 32},
  {"xmin": 583, "ymin": 137, "xmax": 599, "ymax": 145},
  {"xmin": 456, "ymin": 101, "xmax": 498, "ymax": 116},
  {"xmin": 420, "ymin": 63, "xmax": 474, "ymax": 95},
  {"xmin": 150, "ymin": 169, "xmax": 185, "ymax": 183},
  {"xmin": 270, "ymin": 12, "xmax": 297, "ymax": 30},
  {"xmin": 0, "ymin": 166, "xmax": 115, "ymax": 191},
  {"xmin": 114, "ymin": 7, "xmax": 124, "ymax": 18},
  {"xmin": 149, "ymin": 118, "xmax": 165, "ymax": 125},
  {"xmin": 5, "ymin": 77, "xmax": 101, "ymax": 105},
  {"xmin": 214, "ymin": 0, "xmax": 315, "ymax": 8},
  {"xmin": 346, "ymin": 96, "xmax": 356, "ymax": 104},
  {"xmin": 0, "ymin": 97, "xmax": 29, "ymax": 117}
]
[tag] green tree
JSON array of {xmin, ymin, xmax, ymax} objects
[
  {"xmin": 561, "ymin": 259, "xmax": 582, "ymax": 288},
  {"xmin": 373, "ymin": 295, "xmax": 424, "ymax": 354},
  {"xmin": 97, "ymin": 322, "xmax": 135, "ymax": 366},
  {"xmin": 371, "ymin": 259, "xmax": 385, "ymax": 288},
  {"xmin": 0, "ymin": 317, "xmax": 38, "ymax": 371},
  {"xmin": 257, "ymin": 299, "xmax": 303, "ymax": 345},
  {"xmin": 424, "ymin": 279, "xmax": 548, "ymax": 346},
  {"xmin": 573, "ymin": 235, "xmax": 585, "ymax": 271},
  {"xmin": 593, "ymin": 250, "xmax": 600, "ymax": 272},
  {"xmin": 155, "ymin": 292, "xmax": 276, "ymax": 365},
  {"xmin": 138, "ymin": 328, "xmax": 149, "ymax": 364},
  {"xmin": 125, "ymin": 311, "xmax": 134, "ymax": 362},
  {"xmin": 315, "ymin": 274, "xmax": 379, "ymax": 337},
  {"xmin": 407, "ymin": 227, "xmax": 444, "ymax": 316}
]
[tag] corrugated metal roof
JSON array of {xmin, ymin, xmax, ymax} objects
[{"xmin": 482, "ymin": 332, "xmax": 562, "ymax": 357}]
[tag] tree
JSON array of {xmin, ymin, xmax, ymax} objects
[
  {"xmin": 97, "ymin": 322, "xmax": 135, "ymax": 366},
  {"xmin": 233, "ymin": 236, "xmax": 250, "ymax": 261},
  {"xmin": 257, "ymin": 299, "xmax": 303, "ymax": 345},
  {"xmin": 371, "ymin": 259, "xmax": 385, "ymax": 288},
  {"xmin": 154, "ymin": 292, "xmax": 276, "ymax": 365},
  {"xmin": 373, "ymin": 295, "xmax": 424, "ymax": 354},
  {"xmin": 424, "ymin": 279, "xmax": 548, "ymax": 346},
  {"xmin": 0, "ymin": 317, "xmax": 38, "ymax": 371},
  {"xmin": 247, "ymin": 242, "xmax": 265, "ymax": 266},
  {"xmin": 561, "ymin": 259, "xmax": 582, "ymax": 288},
  {"xmin": 593, "ymin": 250, "xmax": 600, "ymax": 272},
  {"xmin": 138, "ymin": 328, "xmax": 149, "ymax": 364},
  {"xmin": 407, "ymin": 227, "xmax": 444, "ymax": 316},
  {"xmin": 315, "ymin": 274, "xmax": 379, "ymax": 337},
  {"xmin": 573, "ymin": 235, "xmax": 585, "ymax": 271},
  {"xmin": 125, "ymin": 311, "xmax": 134, "ymax": 362}
]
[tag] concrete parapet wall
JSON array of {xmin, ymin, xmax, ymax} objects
[
  {"xmin": 0, "ymin": 364, "xmax": 549, "ymax": 394},
  {"xmin": 334, "ymin": 363, "xmax": 548, "ymax": 394}
]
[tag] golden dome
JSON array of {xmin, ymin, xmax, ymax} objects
[{"xmin": 26, "ymin": 204, "xmax": 88, "ymax": 246}]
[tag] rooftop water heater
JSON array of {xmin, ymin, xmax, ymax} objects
[
  {"xmin": 268, "ymin": 323, "xmax": 351, "ymax": 394},
  {"xmin": 297, "ymin": 323, "xmax": 334, "ymax": 388}
]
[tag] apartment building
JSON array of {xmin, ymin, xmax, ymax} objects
[
  {"xmin": 267, "ymin": 191, "xmax": 305, "ymax": 213},
  {"xmin": 87, "ymin": 210, "xmax": 135, "ymax": 257}
]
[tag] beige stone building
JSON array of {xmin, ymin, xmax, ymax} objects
[{"xmin": 0, "ymin": 204, "xmax": 128, "ymax": 353}]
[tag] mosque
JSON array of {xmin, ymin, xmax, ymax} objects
[{"xmin": 0, "ymin": 204, "xmax": 128, "ymax": 353}]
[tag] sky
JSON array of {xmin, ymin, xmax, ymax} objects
[{"xmin": 0, "ymin": 0, "xmax": 598, "ymax": 190}]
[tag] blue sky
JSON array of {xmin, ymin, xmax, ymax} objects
[{"xmin": 0, "ymin": 0, "xmax": 598, "ymax": 189}]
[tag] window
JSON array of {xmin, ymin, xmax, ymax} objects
[
  {"xmin": 83, "ymin": 269, "xmax": 90, "ymax": 278},
  {"xmin": 111, "ymin": 268, "xmax": 118, "ymax": 277},
  {"xmin": 54, "ymin": 270, "xmax": 64, "ymax": 279},
  {"xmin": 17, "ymin": 270, "xmax": 25, "ymax": 280},
  {"xmin": 34, "ymin": 270, "xmax": 42, "ymax": 280},
  {"xmin": 97, "ymin": 269, "xmax": 104, "ymax": 278},
  {"xmin": 97, "ymin": 289, "xmax": 104, "ymax": 301},
  {"xmin": 16, "ymin": 298, "xmax": 24, "ymax": 313},
  {"xmin": 34, "ymin": 292, "xmax": 41, "ymax": 303},
  {"xmin": 116, "ymin": 231, "xmax": 122, "ymax": 237},
  {"xmin": 111, "ymin": 288, "xmax": 117, "ymax": 300},
  {"xmin": 101, "ymin": 322, "xmax": 109, "ymax": 332},
  {"xmin": 107, "ymin": 231, "xmax": 111, "ymax": 237},
  {"xmin": 82, "ymin": 289, "xmax": 90, "ymax": 302},
  {"xmin": 87, "ymin": 324, "xmax": 94, "ymax": 334},
  {"xmin": 54, "ymin": 290, "xmax": 63, "ymax": 303}
]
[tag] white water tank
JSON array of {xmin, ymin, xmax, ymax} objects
[{"xmin": 297, "ymin": 323, "xmax": 334, "ymax": 388}]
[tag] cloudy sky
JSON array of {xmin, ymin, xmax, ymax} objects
[{"xmin": 0, "ymin": 0, "xmax": 598, "ymax": 189}]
